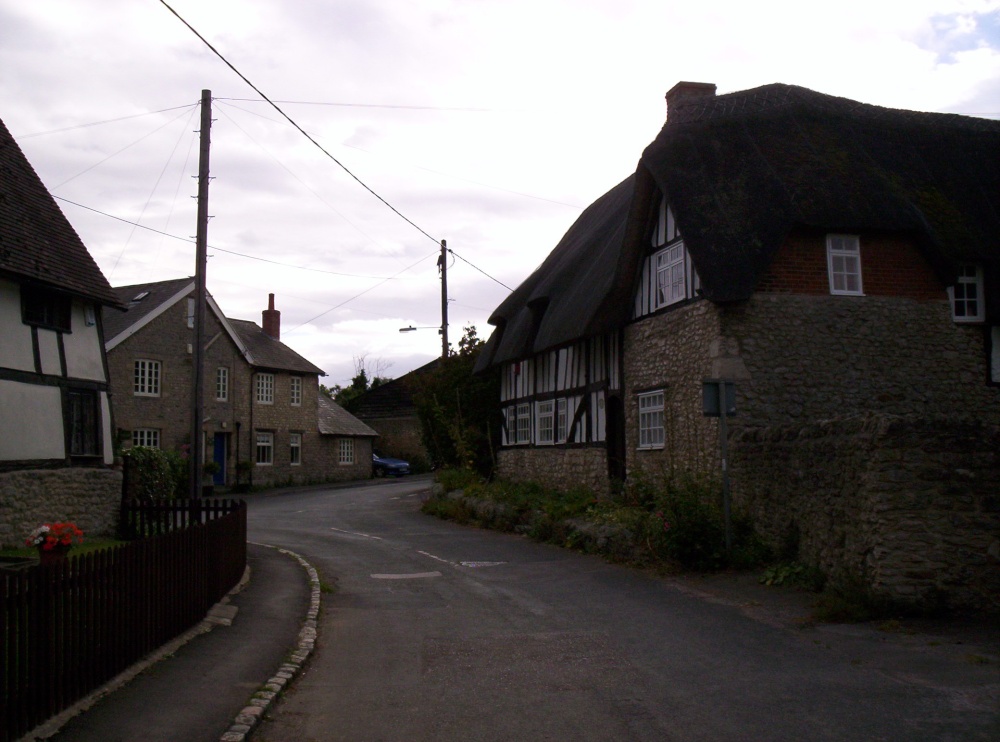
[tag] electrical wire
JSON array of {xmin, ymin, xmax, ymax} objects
[
  {"xmin": 13, "ymin": 105, "xmax": 200, "ymax": 139},
  {"xmin": 54, "ymin": 196, "xmax": 400, "ymax": 280},
  {"xmin": 449, "ymin": 249, "xmax": 513, "ymax": 291},
  {"xmin": 158, "ymin": 0, "xmax": 439, "ymax": 245},
  {"xmin": 285, "ymin": 251, "xmax": 441, "ymax": 334}
]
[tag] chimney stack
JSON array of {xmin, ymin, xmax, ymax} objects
[
  {"xmin": 665, "ymin": 81, "xmax": 717, "ymax": 121},
  {"xmin": 262, "ymin": 293, "xmax": 281, "ymax": 340}
]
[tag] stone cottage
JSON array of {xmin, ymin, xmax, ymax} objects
[
  {"xmin": 104, "ymin": 282, "xmax": 375, "ymax": 489},
  {"xmin": 475, "ymin": 82, "xmax": 1000, "ymax": 611}
]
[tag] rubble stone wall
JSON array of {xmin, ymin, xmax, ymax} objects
[
  {"xmin": 0, "ymin": 468, "xmax": 123, "ymax": 549},
  {"xmin": 497, "ymin": 447, "xmax": 610, "ymax": 495},
  {"xmin": 730, "ymin": 415, "xmax": 1000, "ymax": 614}
]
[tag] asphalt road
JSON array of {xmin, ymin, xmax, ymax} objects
[{"xmin": 249, "ymin": 476, "xmax": 999, "ymax": 742}]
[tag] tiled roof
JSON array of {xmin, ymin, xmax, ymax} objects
[
  {"xmin": 229, "ymin": 318, "xmax": 325, "ymax": 376},
  {"xmin": 318, "ymin": 393, "xmax": 378, "ymax": 437},
  {"xmin": 0, "ymin": 117, "xmax": 122, "ymax": 306}
]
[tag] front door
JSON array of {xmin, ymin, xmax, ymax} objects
[{"xmin": 213, "ymin": 434, "xmax": 227, "ymax": 486}]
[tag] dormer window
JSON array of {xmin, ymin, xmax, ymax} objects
[
  {"xmin": 637, "ymin": 197, "xmax": 700, "ymax": 316},
  {"xmin": 949, "ymin": 264, "xmax": 984, "ymax": 322},
  {"xmin": 826, "ymin": 235, "xmax": 863, "ymax": 296}
]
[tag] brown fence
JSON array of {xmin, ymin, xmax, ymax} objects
[{"xmin": 0, "ymin": 498, "xmax": 247, "ymax": 742}]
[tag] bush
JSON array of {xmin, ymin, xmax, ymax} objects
[{"xmin": 123, "ymin": 447, "xmax": 179, "ymax": 500}]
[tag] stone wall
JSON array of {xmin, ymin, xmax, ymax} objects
[
  {"xmin": 730, "ymin": 415, "xmax": 1000, "ymax": 614},
  {"xmin": 497, "ymin": 447, "xmax": 610, "ymax": 495},
  {"xmin": 720, "ymin": 295, "xmax": 1000, "ymax": 426},
  {"xmin": 362, "ymin": 416, "xmax": 429, "ymax": 467},
  {"xmin": 0, "ymin": 468, "xmax": 123, "ymax": 549},
  {"xmin": 624, "ymin": 300, "xmax": 722, "ymax": 479}
]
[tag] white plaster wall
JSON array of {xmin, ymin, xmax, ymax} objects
[
  {"xmin": 0, "ymin": 279, "xmax": 36, "ymax": 372},
  {"xmin": 101, "ymin": 392, "xmax": 114, "ymax": 464},
  {"xmin": 63, "ymin": 300, "xmax": 106, "ymax": 381},
  {"xmin": 0, "ymin": 380, "xmax": 65, "ymax": 459},
  {"xmin": 38, "ymin": 328, "xmax": 61, "ymax": 375}
]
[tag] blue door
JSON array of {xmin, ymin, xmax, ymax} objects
[{"xmin": 213, "ymin": 434, "xmax": 227, "ymax": 485}]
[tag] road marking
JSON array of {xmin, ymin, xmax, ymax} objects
[
  {"xmin": 371, "ymin": 572, "xmax": 442, "ymax": 580},
  {"xmin": 418, "ymin": 552, "xmax": 507, "ymax": 569},
  {"xmin": 330, "ymin": 527, "xmax": 383, "ymax": 540},
  {"xmin": 417, "ymin": 550, "xmax": 452, "ymax": 564}
]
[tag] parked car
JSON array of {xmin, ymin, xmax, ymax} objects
[{"xmin": 372, "ymin": 453, "xmax": 410, "ymax": 477}]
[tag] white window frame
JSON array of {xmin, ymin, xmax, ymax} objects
[
  {"xmin": 215, "ymin": 367, "xmax": 229, "ymax": 402},
  {"xmin": 132, "ymin": 429, "xmax": 160, "ymax": 449},
  {"xmin": 638, "ymin": 391, "xmax": 665, "ymax": 450},
  {"xmin": 186, "ymin": 298, "xmax": 195, "ymax": 329},
  {"xmin": 256, "ymin": 373, "xmax": 274, "ymax": 404},
  {"xmin": 654, "ymin": 243, "xmax": 687, "ymax": 309},
  {"xmin": 134, "ymin": 359, "xmax": 161, "ymax": 397},
  {"xmin": 290, "ymin": 376, "xmax": 302, "ymax": 406},
  {"xmin": 255, "ymin": 431, "xmax": 274, "ymax": 465},
  {"xmin": 826, "ymin": 234, "xmax": 864, "ymax": 296},
  {"xmin": 536, "ymin": 400, "xmax": 555, "ymax": 445},
  {"xmin": 949, "ymin": 264, "xmax": 985, "ymax": 323},
  {"xmin": 556, "ymin": 398, "xmax": 568, "ymax": 444},
  {"xmin": 516, "ymin": 403, "xmax": 531, "ymax": 444},
  {"xmin": 338, "ymin": 438, "xmax": 354, "ymax": 465},
  {"xmin": 289, "ymin": 432, "xmax": 302, "ymax": 465}
]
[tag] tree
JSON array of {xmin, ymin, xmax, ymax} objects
[
  {"xmin": 329, "ymin": 355, "xmax": 393, "ymax": 412},
  {"xmin": 411, "ymin": 325, "xmax": 501, "ymax": 476}
]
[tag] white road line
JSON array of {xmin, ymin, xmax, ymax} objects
[
  {"xmin": 417, "ymin": 550, "xmax": 453, "ymax": 565},
  {"xmin": 330, "ymin": 527, "xmax": 383, "ymax": 540},
  {"xmin": 370, "ymin": 572, "xmax": 442, "ymax": 580}
]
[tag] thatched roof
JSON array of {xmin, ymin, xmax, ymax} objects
[{"xmin": 476, "ymin": 82, "xmax": 1000, "ymax": 371}]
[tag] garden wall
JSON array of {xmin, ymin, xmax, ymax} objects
[
  {"xmin": 730, "ymin": 414, "xmax": 1000, "ymax": 614},
  {"xmin": 0, "ymin": 467, "xmax": 123, "ymax": 548}
]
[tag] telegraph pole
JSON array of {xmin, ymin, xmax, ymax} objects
[
  {"xmin": 189, "ymin": 89, "xmax": 212, "ymax": 499},
  {"xmin": 439, "ymin": 239, "xmax": 449, "ymax": 359}
]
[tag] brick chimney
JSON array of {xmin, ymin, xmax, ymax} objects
[
  {"xmin": 665, "ymin": 81, "xmax": 717, "ymax": 120},
  {"xmin": 262, "ymin": 293, "xmax": 280, "ymax": 340}
]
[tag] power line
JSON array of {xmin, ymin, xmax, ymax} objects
[
  {"xmin": 54, "ymin": 196, "xmax": 400, "ymax": 280},
  {"xmin": 14, "ymin": 104, "xmax": 199, "ymax": 139},
  {"xmin": 216, "ymin": 97, "xmax": 517, "ymax": 113},
  {"xmin": 449, "ymin": 249, "xmax": 512, "ymax": 291},
  {"xmin": 158, "ymin": 0, "xmax": 439, "ymax": 245}
]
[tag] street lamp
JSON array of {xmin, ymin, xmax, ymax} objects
[{"xmin": 398, "ymin": 325, "xmax": 441, "ymax": 333}]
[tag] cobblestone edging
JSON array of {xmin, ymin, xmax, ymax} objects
[{"xmin": 220, "ymin": 545, "xmax": 321, "ymax": 742}]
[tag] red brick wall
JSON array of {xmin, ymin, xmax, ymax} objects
[{"xmin": 756, "ymin": 231, "xmax": 946, "ymax": 300}]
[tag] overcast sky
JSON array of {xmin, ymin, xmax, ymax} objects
[{"xmin": 2, "ymin": 0, "xmax": 999, "ymax": 387}]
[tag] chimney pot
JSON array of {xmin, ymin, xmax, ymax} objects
[
  {"xmin": 262, "ymin": 294, "xmax": 281, "ymax": 340},
  {"xmin": 665, "ymin": 81, "xmax": 717, "ymax": 121}
]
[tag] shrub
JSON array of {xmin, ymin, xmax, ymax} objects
[{"xmin": 123, "ymin": 447, "xmax": 177, "ymax": 500}]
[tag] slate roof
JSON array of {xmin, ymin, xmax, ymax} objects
[
  {"xmin": 351, "ymin": 359, "xmax": 440, "ymax": 419},
  {"xmin": 318, "ymin": 394, "xmax": 378, "ymax": 437},
  {"xmin": 477, "ymin": 82, "xmax": 1000, "ymax": 370},
  {"xmin": 229, "ymin": 318, "xmax": 325, "ymax": 376},
  {"xmin": 103, "ymin": 277, "xmax": 194, "ymax": 344},
  {"xmin": 0, "ymin": 116, "xmax": 122, "ymax": 307}
]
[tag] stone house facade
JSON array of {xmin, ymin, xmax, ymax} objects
[
  {"xmin": 104, "ymin": 282, "xmax": 375, "ymax": 490},
  {"xmin": 0, "ymin": 115, "xmax": 123, "ymax": 546}
]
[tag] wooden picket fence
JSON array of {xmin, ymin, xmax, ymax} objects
[{"xmin": 0, "ymin": 498, "xmax": 247, "ymax": 742}]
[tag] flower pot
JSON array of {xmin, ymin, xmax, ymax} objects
[{"xmin": 38, "ymin": 545, "xmax": 71, "ymax": 566}]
